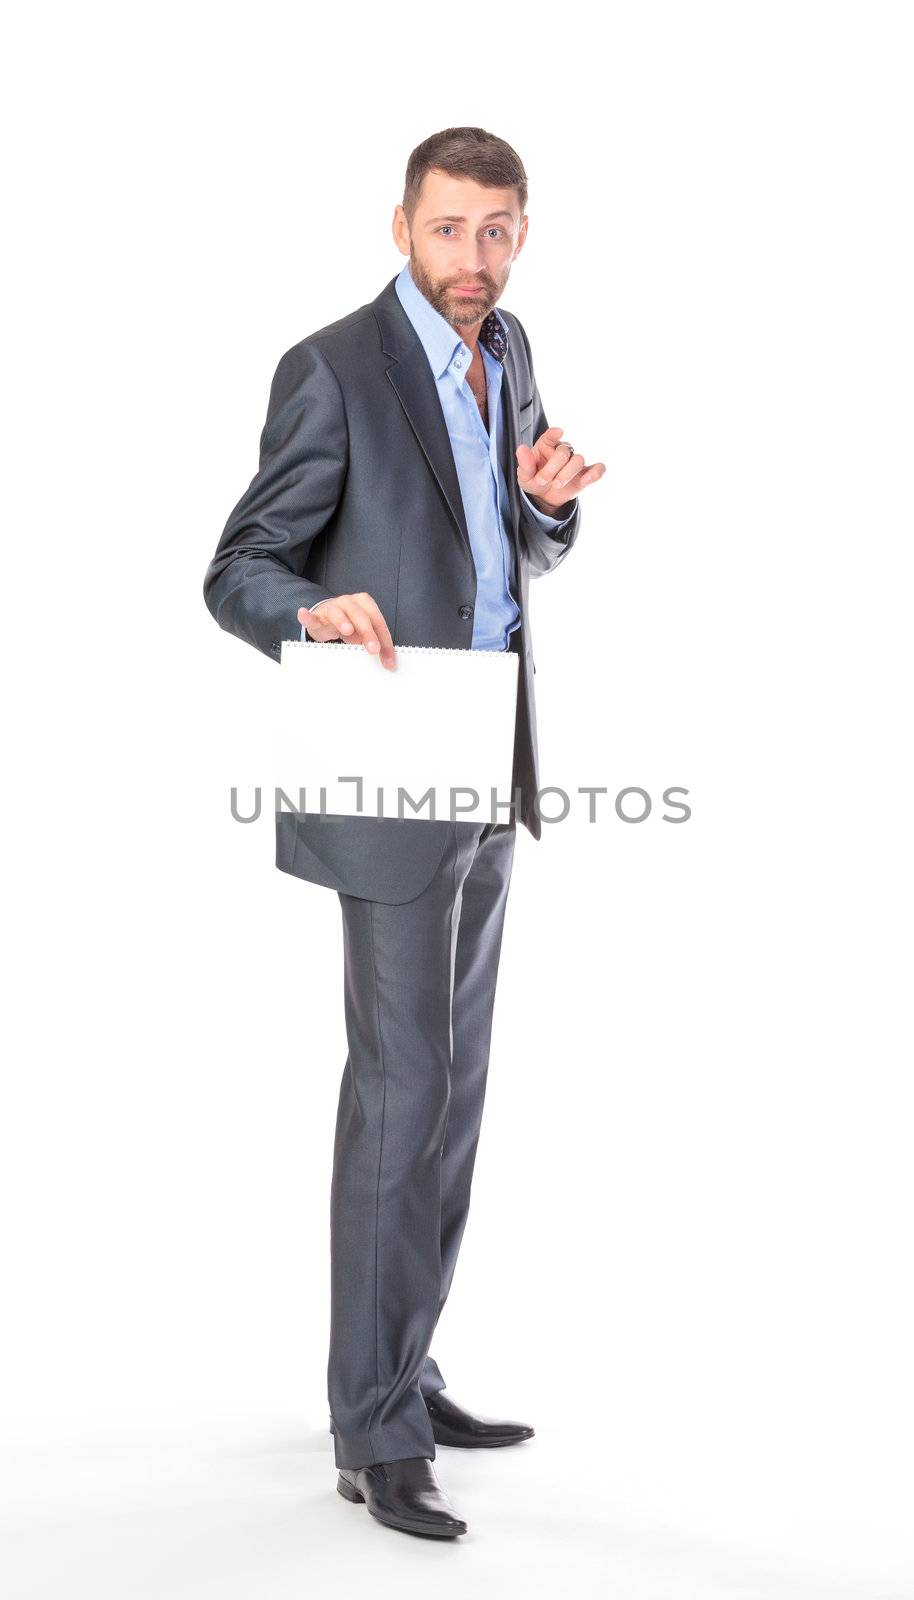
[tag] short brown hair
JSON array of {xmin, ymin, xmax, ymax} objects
[{"xmin": 403, "ymin": 127, "xmax": 527, "ymax": 226}]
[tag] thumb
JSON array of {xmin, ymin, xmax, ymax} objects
[{"xmin": 515, "ymin": 442, "xmax": 536, "ymax": 478}]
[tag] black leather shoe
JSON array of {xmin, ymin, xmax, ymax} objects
[
  {"xmin": 336, "ymin": 1456, "xmax": 468, "ymax": 1538},
  {"xmin": 425, "ymin": 1388, "xmax": 535, "ymax": 1448}
]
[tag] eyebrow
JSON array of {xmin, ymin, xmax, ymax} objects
[{"xmin": 425, "ymin": 211, "xmax": 515, "ymax": 225}]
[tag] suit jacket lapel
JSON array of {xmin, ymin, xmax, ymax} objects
[
  {"xmin": 373, "ymin": 278, "xmax": 472, "ymax": 561},
  {"xmin": 499, "ymin": 354, "xmax": 523, "ymax": 540},
  {"xmin": 373, "ymin": 276, "xmax": 527, "ymax": 567}
]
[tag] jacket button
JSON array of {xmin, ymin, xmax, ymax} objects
[{"xmin": 457, "ymin": 604, "xmax": 473, "ymax": 620}]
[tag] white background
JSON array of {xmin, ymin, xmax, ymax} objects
[{"xmin": 3, "ymin": 3, "xmax": 913, "ymax": 1595}]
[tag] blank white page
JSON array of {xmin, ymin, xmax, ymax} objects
[{"xmin": 274, "ymin": 641, "xmax": 519, "ymax": 824}]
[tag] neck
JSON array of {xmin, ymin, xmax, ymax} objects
[{"xmin": 450, "ymin": 322, "xmax": 481, "ymax": 354}]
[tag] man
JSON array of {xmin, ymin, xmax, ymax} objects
[{"xmin": 203, "ymin": 126, "xmax": 604, "ymax": 1540}]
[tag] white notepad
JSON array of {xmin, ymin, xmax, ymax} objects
[{"xmin": 274, "ymin": 640, "xmax": 519, "ymax": 824}]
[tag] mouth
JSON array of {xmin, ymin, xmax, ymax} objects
[{"xmin": 452, "ymin": 285, "xmax": 485, "ymax": 296}]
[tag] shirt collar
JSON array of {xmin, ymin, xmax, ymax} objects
[{"xmin": 395, "ymin": 260, "xmax": 510, "ymax": 378}]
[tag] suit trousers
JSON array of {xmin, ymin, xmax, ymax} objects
[{"xmin": 327, "ymin": 814, "xmax": 517, "ymax": 1469}]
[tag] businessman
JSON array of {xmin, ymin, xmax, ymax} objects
[{"xmin": 203, "ymin": 126, "xmax": 604, "ymax": 1539}]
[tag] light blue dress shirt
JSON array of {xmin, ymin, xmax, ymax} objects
[{"xmin": 302, "ymin": 261, "xmax": 571, "ymax": 648}]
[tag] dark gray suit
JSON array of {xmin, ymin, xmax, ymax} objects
[
  {"xmin": 203, "ymin": 274, "xmax": 580, "ymax": 904},
  {"xmin": 203, "ymin": 275, "xmax": 581, "ymax": 1467}
]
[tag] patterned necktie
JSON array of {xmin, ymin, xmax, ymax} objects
[{"xmin": 479, "ymin": 310, "xmax": 508, "ymax": 364}]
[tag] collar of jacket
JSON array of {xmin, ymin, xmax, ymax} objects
[{"xmin": 370, "ymin": 276, "xmax": 524, "ymax": 563}]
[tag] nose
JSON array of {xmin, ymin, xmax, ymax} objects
[{"xmin": 458, "ymin": 241, "xmax": 487, "ymax": 277}]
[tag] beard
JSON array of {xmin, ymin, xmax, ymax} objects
[{"xmin": 409, "ymin": 247, "xmax": 503, "ymax": 326}]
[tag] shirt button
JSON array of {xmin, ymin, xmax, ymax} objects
[{"xmin": 458, "ymin": 604, "xmax": 473, "ymax": 620}]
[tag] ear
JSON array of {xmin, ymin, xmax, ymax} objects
[
  {"xmin": 512, "ymin": 214, "xmax": 529, "ymax": 261},
  {"xmin": 391, "ymin": 204, "xmax": 410, "ymax": 257}
]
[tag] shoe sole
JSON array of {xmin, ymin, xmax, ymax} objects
[
  {"xmin": 433, "ymin": 1432, "xmax": 535, "ymax": 1448},
  {"xmin": 336, "ymin": 1476, "xmax": 467, "ymax": 1538}
]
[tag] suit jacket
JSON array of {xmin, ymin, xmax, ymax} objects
[{"xmin": 203, "ymin": 274, "xmax": 581, "ymax": 902}]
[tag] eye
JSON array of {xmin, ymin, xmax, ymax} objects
[
  {"xmin": 485, "ymin": 228, "xmax": 504, "ymax": 239},
  {"xmin": 438, "ymin": 226, "xmax": 455, "ymax": 237}
]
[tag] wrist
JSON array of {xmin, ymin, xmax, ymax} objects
[{"xmin": 529, "ymin": 491, "xmax": 574, "ymax": 520}]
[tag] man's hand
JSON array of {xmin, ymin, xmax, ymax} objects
[
  {"xmin": 298, "ymin": 593, "xmax": 396, "ymax": 670},
  {"xmin": 516, "ymin": 426, "xmax": 605, "ymax": 516}
]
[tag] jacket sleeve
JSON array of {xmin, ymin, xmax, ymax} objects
[
  {"xmin": 203, "ymin": 340, "xmax": 347, "ymax": 662},
  {"xmin": 520, "ymin": 486, "xmax": 577, "ymax": 537},
  {"xmin": 512, "ymin": 317, "xmax": 582, "ymax": 579}
]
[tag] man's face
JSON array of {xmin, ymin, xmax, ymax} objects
[{"xmin": 393, "ymin": 169, "xmax": 527, "ymax": 328}]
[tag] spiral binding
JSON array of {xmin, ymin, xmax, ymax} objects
[{"xmin": 283, "ymin": 641, "xmax": 511, "ymax": 658}]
